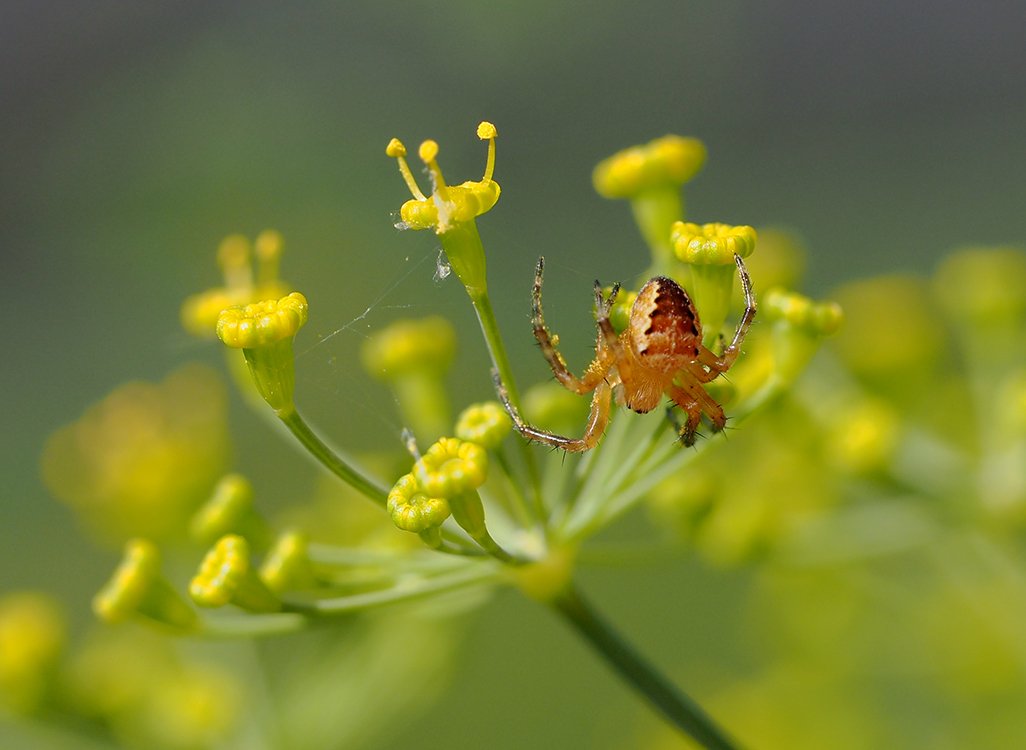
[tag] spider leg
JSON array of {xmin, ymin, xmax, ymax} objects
[
  {"xmin": 670, "ymin": 375, "xmax": 727, "ymax": 442},
  {"xmin": 664, "ymin": 400, "xmax": 702, "ymax": 447},
  {"xmin": 697, "ymin": 253, "xmax": 757, "ymax": 377},
  {"xmin": 532, "ymin": 256, "xmax": 617, "ymax": 394},
  {"xmin": 493, "ymin": 368, "xmax": 613, "ymax": 452}
]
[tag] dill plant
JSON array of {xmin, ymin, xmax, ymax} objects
[{"xmin": 15, "ymin": 122, "xmax": 1025, "ymax": 749}]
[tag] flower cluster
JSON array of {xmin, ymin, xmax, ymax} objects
[{"xmin": 27, "ymin": 121, "xmax": 1025, "ymax": 750}]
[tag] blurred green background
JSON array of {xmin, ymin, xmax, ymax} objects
[{"xmin": 3, "ymin": 1, "xmax": 1025, "ymax": 748}]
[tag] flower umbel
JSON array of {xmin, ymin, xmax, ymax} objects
[{"xmin": 60, "ymin": 122, "xmax": 896, "ymax": 750}]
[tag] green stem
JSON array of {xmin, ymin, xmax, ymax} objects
[
  {"xmin": 277, "ymin": 408, "xmax": 389, "ymax": 507},
  {"xmin": 199, "ymin": 612, "xmax": 308, "ymax": 638},
  {"xmin": 468, "ymin": 283, "xmax": 544, "ymax": 523},
  {"xmin": 631, "ymin": 187, "xmax": 683, "ymax": 276},
  {"xmin": 494, "ymin": 446, "xmax": 537, "ymax": 529},
  {"xmin": 551, "ymin": 585, "xmax": 740, "ymax": 750},
  {"xmin": 300, "ymin": 565, "xmax": 501, "ymax": 614}
]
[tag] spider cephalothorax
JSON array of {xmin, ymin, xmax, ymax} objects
[{"xmin": 494, "ymin": 254, "xmax": 756, "ymax": 451}]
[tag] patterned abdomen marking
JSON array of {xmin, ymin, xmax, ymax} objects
[{"xmin": 628, "ymin": 276, "xmax": 702, "ymax": 368}]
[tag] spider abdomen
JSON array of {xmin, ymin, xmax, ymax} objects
[{"xmin": 628, "ymin": 276, "xmax": 702, "ymax": 372}]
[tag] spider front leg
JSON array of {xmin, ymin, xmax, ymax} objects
[
  {"xmin": 493, "ymin": 370, "xmax": 614, "ymax": 452},
  {"xmin": 696, "ymin": 253, "xmax": 757, "ymax": 378},
  {"xmin": 532, "ymin": 256, "xmax": 620, "ymax": 394}
]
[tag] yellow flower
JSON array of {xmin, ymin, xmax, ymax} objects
[
  {"xmin": 388, "ymin": 123, "xmax": 500, "ymax": 298},
  {"xmin": 0, "ymin": 592, "xmax": 65, "ymax": 713},
  {"xmin": 189, "ymin": 473, "xmax": 268, "ymax": 546},
  {"xmin": 762, "ymin": 288, "xmax": 844, "ymax": 384},
  {"xmin": 592, "ymin": 135, "xmax": 706, "ymax": 199},
  {"xmin": 672, "ymin": 222, "xmax": 757, "ymax": 265},
  {"xmin": 93, "ymin": 539, "xmax": 198, "ymax": 630},
  {"xmin": 361, "ymin": 316, "xmax": 456, "ymax": 378},
  {"xmin": 216, "ymin": 292, "xmax": 309, "ymax": 414},
  {"xmin": 190, "ymin": 535, "xmax": 280, "ymax": 612},
  {"xmin": 413, "ymin": 438, "xmax": 488, "ymax": 498},
  {"xmin": 387, "ymin": 122, "xmax": 500, "ymax": 234},
  {"xmin": 181, "ymin": 230, "xmax": 291, "ymax": 338},
  {"xmin": 361, "ymin": 316, "xmax": 457, "ymax": 440},
  {"xmin": 455, "ymin": 402, "xmax": 512, "ymax": 450},
  {"xmin": 386, "ymin": 473, "xmax": 451, "ymax": 534},
  {"xmin": 593, "ymin": 135, "xmax": 707, "ymax": 275},
  {"xmin": 216, "ymin": 292, "xmax": 309, "ymax": 349},
  {"xmin": 41, "ymin": 364, "xmax": 230, "ymax": 541},
  {"xmin": 671, "ymin": 221, "xmax": 758, "ymax": 345},
  {"xmin": 259, "ymin": 530, "xmax": 316, "ymax": 594}
]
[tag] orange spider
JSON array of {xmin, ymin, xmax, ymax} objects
[{"xmin": 494, "ymin": 254, "xmax": 756, "ymax": 451}]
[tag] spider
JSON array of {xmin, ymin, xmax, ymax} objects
[{"xmin": 493, "ymin": 254, "xmax": 756, "ymax": 451}]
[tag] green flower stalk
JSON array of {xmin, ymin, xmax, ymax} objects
[
  {"xmin": 217, "ymin": 291, "xmax": 389, "ymax": 506},
  {"xmin": 361, "ymin": 316, "xmax": 456, "ymax": 441},
  {"xmin": 672, "ymin": 221, "xmax": 758, "ymax": 346},
  {"xmin": 387, "ymin": 122, "xmax": 523, "ymax": 411},
  {"xmin": 190, "ymin": 535, "xmax": 281, "ymax": 613},
  {"xmin": 593, "ymin": 135, "xmax": 707, "ymax": 275},
  {"xmin": 93, "ymin": 539, "xmax": 197, "ymax": 630}
]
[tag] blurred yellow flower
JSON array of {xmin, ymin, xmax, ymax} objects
[
  {"xmin": 0, "ymin": 591, "xmax": 65, "ymax": 713},
  {"xmin": 41, "ymin": 364, "xmax": 230, "ymax": 542}
]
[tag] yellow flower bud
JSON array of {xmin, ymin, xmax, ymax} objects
[
  {"xmin": 933, "ymin": 246, "xmax": 1026, "ymax": 328},
  {"xmin": 592, "ymin": 135, "xmax": 706, "ymax": 199},
  {"xmin": 216, "ymin": 293, "xmax": 309, "ymax": 350},
  {"xmin": 672, "ymin": 222, "xmax": 757, "ymax": 265},
  {"xmin": 216, "ymin": 293, "xmax": 309, "ymax": 414},
  {"xmin": 455, "ymin": 402, "xmax": 512, "ymax": 449},
  {"xmin": 93, "ymin": 539, "xmax": 197, "ymax": 630},
  {"xmin": 361, "ymin": 316, "xmax": 456, "ymax": 440},
  {"xmin": 762, "ymin": 288, "xmax": 844, "ymax": 384},
  {"xmin": 762, "ymin": 288, "xmax": 844, "ymax": 337},
  {"xmin": 190, "ymin": 535, "xmax": 280, "ymax": 613},
  {"xmin": 361, "ymin": 316, "xmax": 456, "ymax": 378},
  {"xmin": 180, "ymin": 231, "xmax": 291, "ymax": 338},
  {"xmin": 825, "ymin": 398, "xmax": 901, "ymax": 475},
  {"xmin": 0, "ymin": 592, "xmax": 65, "ymax": 713},
  {"xmin": 189, "ymin": 473, "xmax": 268, "ymax": 546},
  {"xmin": 414, "ymin": 438, "xmax": 488, "ymax": 498},
  {"xmin": 670, "ymin": 222, "xmax": 757, "ymax": 345},
  {"xmin": 259, "ymin": 530, "xmax": 316, "ymax": 594},
  {"xmin": 387, "ymin": 473, "xmax": 451, "ymax": 533}
]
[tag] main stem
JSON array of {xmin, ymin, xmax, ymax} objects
[{"xmin": 551, "ymin": 584, "xmax": 740, "ymax": 750}]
